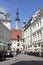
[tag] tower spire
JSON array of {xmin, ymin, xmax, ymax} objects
[
  {"xmin": 15, "ymin": 8, "xmax": 20, "ymax": 29},
  {"xmin": 15, "ymin": 8, "xmax": 20, "ymax": 21}
]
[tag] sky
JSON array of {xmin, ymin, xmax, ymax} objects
[{"xmin": 0, "ymin": 0, "xmax": 43, "ymax": 29}]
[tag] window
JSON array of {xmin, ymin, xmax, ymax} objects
[
  {"xmin": 17, "ymin": 39, "xmax": 19, "ymax": 42},
  {"xmin": 30, "ymin": 45, "xmax": 32, "ymax": 47},
  {"xmin": 14, "ymin": 43, "xmax": 15, "ymax": 44},
  {"xmin": 38, "ymin": 33, "xmax": 39, "ymax": 38},
  {"xmin": 17, "ymin": 35, "xmax": 19, "ymax": 42},
  {"xmin": 8, "ymin": 44, "xmax": 11, "ymax": 50},
  {"xmin": 23, "ymin": 38, "xmax": 25, "ymax": 42},
  {"xmin": 37, "ymin": 22, "xmax": 39, "ymax": 28},
  {"xmin": 38, "ymin": 43, "xmax": 40, "ymax": 47},
  {"xmin": 40, "ymin": 21, "xmax": 41, "ymax": 25},
  {"xmin": 28, "ymin": 44, "xmax": 30, "ymax": 48},
  {"xmin": 17, "ymin": 35, "xmax": 19, "ymax": 38},
  {"xmin": 23, "ymin": 45, "xmax": 25, "ymax": 48},
  {"xmin": 41, "ymin": 45, "xmax": 43, "ymax": 48},
  {"xmin": 34, "ymin": 45, "xmax": 37, "ymax": 47},
  {"xmin": 17, "ymin": 43, "xmax": 20, "ymax": 46}
]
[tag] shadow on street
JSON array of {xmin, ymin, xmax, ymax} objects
[
  {"xmin": 0, "ymin": 59, "xmax": 9, "ymax": 62},
  {"xmin": 0, "ymin": 57, "xmax": 12, "ymax": 62},
  {"xmin": 11, "ymin": 61, "xmax": 43, "ymax": 65}
]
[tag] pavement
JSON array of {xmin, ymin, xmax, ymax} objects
[{"xmin": 0, "ymin": 54, "xmax": 43, "ymax": 65}]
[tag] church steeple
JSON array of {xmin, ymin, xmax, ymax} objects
[
  {"xmin": 15, "ymin": 8, "xmax": 20, "ymax": 29},
  {"xmin": 15, "ymin": 8, "xmax": 20, "ymax": 21}
]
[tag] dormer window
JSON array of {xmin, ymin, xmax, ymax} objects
[
  {"xmin": 17, "ymin": 35, "xmax": 19, "ymax": 38},
  {"xmin": 17, "ymin": 35, "xmax": 19, "ymax": 42}
]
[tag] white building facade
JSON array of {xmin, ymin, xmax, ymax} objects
[
  {"xmin": 22, "ymin": 21, "xmax": 31, "ymax": 51},
  {"xmin": 11, "ymin": 37, "xmax": 23, "ymax": 51},
  {"xmin": 31, "ymin": 9, "xmax": 43, "ymax": 48},
  {"xmin": 22, "ymin": 9, "xmax": 43, "ymax": 52}
]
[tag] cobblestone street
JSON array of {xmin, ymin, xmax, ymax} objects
[{"xmin": 0, "ymin": 54, "xmax": 43, "ymax": 65}]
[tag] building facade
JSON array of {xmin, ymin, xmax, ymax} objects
[
  {"xmin": 0, "ymin": 22, "xmax": 11, "ymax": 51},
  {"xmin": 11, "ymin": 29, "xmax": 23, "ymax": 52},
  {"xmin": 22, "ymin": 9, "xmax": 43, "ymax": 52},
  {"xmin": 31, "ymin": 9, "xmax": 43, "ymax": 48},
  {"xmin": 22, "ymin": 20, "xmax": 31, "ymax": 51},
  {"xmin": 0, "ymin": 8, "xmax": 11, "ymax": 51}
]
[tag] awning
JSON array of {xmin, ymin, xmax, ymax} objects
[{"xmin": 0, "ymin": 43, "xmax": 4, "ymax": 46}]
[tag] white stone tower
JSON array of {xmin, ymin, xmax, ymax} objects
[{"xmin": 15, "ymin": 8, "xmax": 20, "ymax": 29}]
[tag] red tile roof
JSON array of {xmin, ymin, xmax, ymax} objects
[{"xmin": 10, "ymin": 29, "xmax": 22, "ymax": 40}]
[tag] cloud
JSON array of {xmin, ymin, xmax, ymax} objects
[{"xmin": 0, "ymin": 0, "xmax": 10, "ymax": 12}]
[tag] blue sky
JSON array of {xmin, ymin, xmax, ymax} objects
[{"xmin": 0, "ymin": 0, "xmax": 43, "ymax": 29}]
